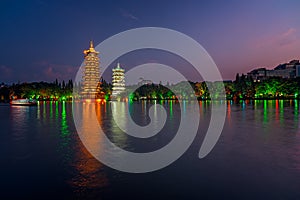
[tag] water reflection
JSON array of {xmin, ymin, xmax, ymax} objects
[
  {"xmin": 280, "ymin": 100, "xmax": 284, "ymax": 125},
  {"xmin": 227, "ymin": 101, "xmax": 231, "ymax": 125},
  {"xmin": 71, "ymin": 101, "xmax": 108, "ymax": 197},
  {"xmin": 55, "ymin": 101, "xmax": 59, "ymax": 119},
  {"xmin": 43, "ymin": 101, "xmax": 46, "ymax": 118},
  {"xmin": 263, "ymin": 100, "xmax": 268, "ymax": 125},
  {"xmin": 61, "ymin": 101, "xmax": 69, "ymax": 136},
  {"xmin": 50, "ymin": 101, "xmax": 53, "ymax": 118},
  {"xmin": 11, "ymin": 106, "xmax": 32, "ymax": 160},
  {"xmin": 13, "ymin": 100, "xmax": 300, "ymax": 191},
  {"xmin": 169, "ymin": 100, "xmax": 173, "ymax": 118},
  {"xmin": 5, "ymin": 100, "xmax": 300, "ymax": 198},
  {"xmin": 70, "ymin": 144, "xmax": 108, "ymax": 198},
  {"xmin": 36, "ymin": 101, "xmax": 109, "ymax": 196},
  {"xmin": 295, "ymin": 100, "xmax": 299, "ymax": 127},
  {"xmin": 109, "ymin": 102, "xmax": 128, "ymax": 149},
  {"xmin": 58, "ymin": 101, "xmax": 71, "ymax": 167}
]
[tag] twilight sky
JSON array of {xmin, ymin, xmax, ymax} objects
[{"xmin": 0, "ymin": 0, "xmax": 300, "ymax": 83}]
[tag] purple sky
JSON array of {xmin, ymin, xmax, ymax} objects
[{"xmin": 0, "ymin": 0, "xmax": 300, "ymax": 83}]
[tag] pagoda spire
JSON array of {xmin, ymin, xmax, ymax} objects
[{"xmin": 85, "ymin": 40, "xmax": 98, "ymax": 54}]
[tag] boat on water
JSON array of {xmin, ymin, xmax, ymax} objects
[{"xmin": 10, "ymin": 99, "xmax": 37, "ymax": 106}]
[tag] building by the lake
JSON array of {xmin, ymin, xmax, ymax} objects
[
  {"xmin": 247, "ymin": 60, "xmax": 300, "ymax": 82},
  {"xmin": 81, "ymin": 41, "xmax": 101, "ymax": 99},
  {"xmin": 111, "ymin": 63, "xmax": 126, "ymax": 99}
]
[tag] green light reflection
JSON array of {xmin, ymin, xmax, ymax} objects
[
  {"xmin": 169, "ymin": 100, "xmax": 173, "ymax": 118},
  {"xmin": 37, "ymin": 101, "xmax": 40, "ymax": 119},
  {"xmin": 55, "ymin": 101, "xmax": 59, "ymax": 119},
  {"xmin": 263, "ymin": 100, "xmax": 268, "ymax": 124},
  {"xmin": 294, "ymin": 100, "xmax": 298, "ymax": 123},
  {"xmin": 50, "ymin": 101, "xmax": 53, "ymax": 119},
  {"xmin": 61, "ymin": 101, "xmax": 69, "ymax": 136},
  {"xmin": 280, "ymin": 100, "xmax": 284, "ymax": 125},
  {"xmin": 43, "ymin": 101, "xmax": 46, "ymax": 119}
]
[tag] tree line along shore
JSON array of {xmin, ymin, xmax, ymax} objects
[{"xmin": 1, "ymin": 75, "xmax": 300, "ymax": 102}]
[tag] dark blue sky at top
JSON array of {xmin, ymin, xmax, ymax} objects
[{"xmin": 0, "ymin": 0, "xmax": 300, "ymax": 83}]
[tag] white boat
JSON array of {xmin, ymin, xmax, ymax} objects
[{"xmin": 10, "ymin": 99, "xmax": 37, "ymax": 106}]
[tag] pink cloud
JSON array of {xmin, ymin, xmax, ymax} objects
[
  {"xmin": 244, "ymin": 28, "xmax": 300, "ymax": 70},
  {"xmin": 256, "ymin": 28, "xmax": 299, "ymax": 48},
  {"xmin": 282, "ymin": 28, "xmax": 296, "ymax": 37},
  {"xmin": 33, "ymin": 61, "xmax": 79, "ymax": 81},
  {"xmin": 44, "ymin": 66, "xmax": 61, "ymax": 80}
]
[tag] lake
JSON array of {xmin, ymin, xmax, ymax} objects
[{"xmin": 1, "ymin": 100, "xmax": 300, "ymax": 199}]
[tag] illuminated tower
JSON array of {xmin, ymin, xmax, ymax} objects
[
  {"xmin": 81, "ymin": 41, "xmax": 100, "ymax": 99},
  {"xmin": 112, "ymin": 63, "xmax": 125, "ymax": 98}
]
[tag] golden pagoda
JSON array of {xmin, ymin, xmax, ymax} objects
[{"xmin": 81, "ymin": 41, "xmax": 100, "ymax": 99}]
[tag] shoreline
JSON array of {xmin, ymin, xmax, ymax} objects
[{"xmin": 2, "ymin": 98, "xmax": 300, "ymax": 104}]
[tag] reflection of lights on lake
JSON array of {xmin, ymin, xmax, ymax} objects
[
  {"xmin": 43, "ymin": 101, "xmax": 46, "ymax": 118},
  {"xmin": 169, "ymin": 100, "xmax": 173, "ymax": 118},
  {"xmin": 37, "ymin": 101, "xmax": 40, "ymax": 119},
  {"xmin": 275, "ymin": 100, "xmax": 279, "ymax": 122},
  {"xmin": 11, "ymin": 105, "xmax": 31, "ymax": 160},
  {"xmin": 241, "ymin": 100, "xmax": 245, "ymax": 110},
  {"xmin": 182, "ymin": 100, "xmax": 186, "ymax": 114},
  {"xmin": 280, "ymin": 100, "xmax": 284, "ymax": 125},
  {"xmin": 55, "ymin": 101, "xmax": 59, "ymax": 119},
  {"xmin": 294, "ymin": 99, "xmax": 299, "ymax": 124},
  {"xmin": 263, "ymin": 100, "xmax": 268, "ymax": 124},
  {"xmin": 61, "ymin": 101, "xmax": 69, "ymax": 136},
  {"xmin": 227, "ymin": 101, "xmax": 231, "ymax": 124},
  {"xmin": 50, "ymin": 101, "xmax": 53, "ymax": 118},
  {"xmin": 71, "ymin": 102, "xmax": 108, "ymax": 191}
]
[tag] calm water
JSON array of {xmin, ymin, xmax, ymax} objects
[{"xmin": 1, "ymin": 100, "xmax": 300, "ymax": 199}]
